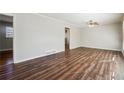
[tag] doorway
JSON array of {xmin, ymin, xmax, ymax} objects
[
  {"xmin": 0, "ymin": 14, "xmax": 13, "ymax": 66},
  {"xmin": 65, "ymin": 27, "xmax": 70, "ymax": 56}
]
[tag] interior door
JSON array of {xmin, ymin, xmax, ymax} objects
[{"xmin": 65, "ymin": 27, "xmax": 70, "ymax": 53}]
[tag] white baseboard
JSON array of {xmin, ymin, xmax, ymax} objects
[
  {"xmin": 14, "ymin": 46, "xmax": 120, "ymax": 64},
  {"xmin": 0, "ymin": 48, "xmax": 13, "ymax": 52},
  {"xmin": 15, "ymin": 54, "xmax": 47, "ymax": 63},
  {"xmin": 14, "ymin": 50, "xmax": 64, "ymax": 63},
  {"xmin": 81, "ymin": 46, "xmax": 121, "ymax": 51},
  {"xmin": 15, "ymin": 47, "xmax": 80, "ymax": 63}
]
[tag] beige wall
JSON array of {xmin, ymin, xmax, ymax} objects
[
  {"xmin": 80, "ymin": 23, "xmax": 122, "ymax": 51},
  {"xmin": 14, "ymin": 14, "xmax": 81, "ymax": 63}
]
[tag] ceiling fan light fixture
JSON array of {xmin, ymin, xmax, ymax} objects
[
  {"xmin": 88, "ymin": 20, "xmax": 99, "ymax": 28},
  {"xmin": 88, "ymin": 24, "xmax": 95, "ymax": 28}
]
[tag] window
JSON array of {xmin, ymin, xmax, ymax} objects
[{"xmin": 6, "ymin": 26, "xmax": 13, "ymax": 38}]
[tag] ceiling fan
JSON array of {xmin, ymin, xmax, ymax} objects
[{"xmin": 87, "ymin": 20, "xmax": 99, "ymax": 28}]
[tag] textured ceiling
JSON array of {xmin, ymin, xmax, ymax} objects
[{"xmin": 41, "ymin": 13, "xmax": 124, "ymax": 28}]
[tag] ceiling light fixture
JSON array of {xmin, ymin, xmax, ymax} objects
[{"xmin": 88, "ymin": 20, "xmax": 99, "ymax": 28}]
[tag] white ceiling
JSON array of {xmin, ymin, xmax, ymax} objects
[{"xmin": 41, "ymin": 13, "xmax": 124, "ymax": 28}]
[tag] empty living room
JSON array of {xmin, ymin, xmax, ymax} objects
[
  {"xmin": 0, "ymin": 13, "xmax": 124, "ymax": 80},
  {"xmin": 1, "ymin": 0, "xmax": 124, "ymax": 93}
]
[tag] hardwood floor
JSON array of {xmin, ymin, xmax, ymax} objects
[
  {"xmin": 0, "ymin": 51, "xmax": 13, "ymax": 66},
  {"xmin": 0, "ymin": 47, "xmax": 124, "ymax": 80}
]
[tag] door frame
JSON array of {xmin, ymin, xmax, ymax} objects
[{"xmin": 65, "ymin": 27, "xmax": 70, "ymax": 53}]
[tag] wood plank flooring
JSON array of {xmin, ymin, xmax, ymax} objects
[
  {"xmin": 0, "ymin": 47, "xmax": 124, "ymax": 80},
  {"xmin": 0, "ymin": 51, "xmax": 13, "ymax": 66}
]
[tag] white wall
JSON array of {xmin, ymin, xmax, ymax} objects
[
  {"xmin": 14, "ymin": 14, "xmax": 81, "ymax": 63},
  {"xmin": 14, "ymin": 13, "xmax": 122, "ymax": 63},
  {"xmin": 80, "ymin": 23, "xmax": 122, "ymax": 51}
]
